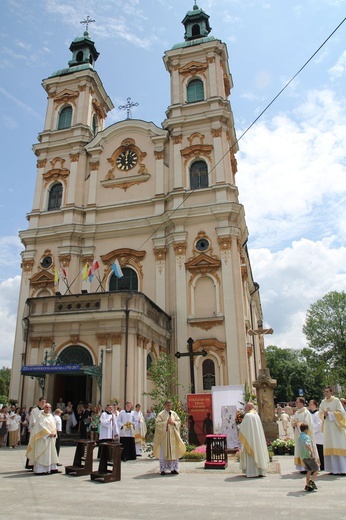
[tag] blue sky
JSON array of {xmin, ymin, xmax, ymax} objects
[{"xmin": 0, "ymin": 0, "xmax": 345, "ymax": 367}]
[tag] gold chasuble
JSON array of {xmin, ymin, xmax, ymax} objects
[{"xmin": 153, "ymin": 409, "xmax": 186, "ymax": 460}]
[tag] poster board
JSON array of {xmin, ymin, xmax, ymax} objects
[
  {"xmin": 186, "ymin": 393, "xmax": 213, "ymax": 446},
  {"xmin": 211, "ymin": 385, "xmax": 245, "ymax": 447}
]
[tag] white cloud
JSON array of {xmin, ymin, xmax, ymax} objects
[
  {"xmin": 0, "ymin": 276, "xmax": 21, "ymax": 367},
  {"xmin": 252, "ymin": 237, "xmax": 346, "ymax": 350},
  {"xmin": 237, "ymin": 88, "xmax": 346, "ymax": 250},
  {"xmin": 328, "ymin": 49, "xmax": 346, "ymax": 80}
]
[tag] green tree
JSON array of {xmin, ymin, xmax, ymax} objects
[
  {"xmin": 0, "ymin": 367, "xmax": 10, "ymax": 399},
  {"xmin": 265, "ymin": 346, "xmax": 325, "ymax": 402},
  {"xmin": 143, "ymin": 353, "xmax": 186, "ymax": 422},
  {"xmin": 302, "ymin": 291, "xmax": 346, "ymax": 389}
]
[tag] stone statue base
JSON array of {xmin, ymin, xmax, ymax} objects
[
  {"xmin": 253, "ymin": 368, "xmax": 279, "ymax": 441},
  {"xmin": 262, "ymin": 421, "xmax": 279, "ymax": 442}
]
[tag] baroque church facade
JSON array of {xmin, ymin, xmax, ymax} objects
[{"xmin": 10, "ymin": 5, "xmax": 265, "ymax": 409}]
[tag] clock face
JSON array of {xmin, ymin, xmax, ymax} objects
[{"xmin": 116, "ymin": 149, "xmax": 138, "ymax": 171}]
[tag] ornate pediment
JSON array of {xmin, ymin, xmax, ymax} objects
[
  {"xmin": 29, "ymin": 270, "xmax": 55, "ymax": 296},
  {"xmin": 185, "ymin": 252, "xmax": 221, "ymax": 275},
  {"xmin": 100, "ymin": 248, "xmax": 146, "ymax": 288},
  {"xmin": 180, "ymin": 143, "xmax": 213, "ymax": 167},
  {"xmin": 42, "ymin": 157, "xmax": 70, "ymax": 187},
  {"xmin": 179, "ymin": 61, "xmax": 208, "ymax": 77},
  {"xmin": 53, "ymin": 89, "xmax": 79, "ymax": 108}
]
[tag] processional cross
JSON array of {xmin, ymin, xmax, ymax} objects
[{"xmin": 175, "ymin": 337, "xmax": 207, "ymax": 394}]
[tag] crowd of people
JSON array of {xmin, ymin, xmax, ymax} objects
[
  {"xmin": 268, "ymin": 387, "xmax": 346, "ymax": 490},
  {"xmin": 0, "ymin": 397, "xmax": 161, "ymax": 473},
  {"xmin": 1, "ymin": 386, "xmax": 345, "ymax": 484}
]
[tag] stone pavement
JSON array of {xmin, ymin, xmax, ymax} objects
[{"xmin": 0, "ymin": 445, "xmax": 345, "ymax": 520}]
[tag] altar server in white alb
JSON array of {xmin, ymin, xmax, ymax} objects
[
  {"xmin": 319, "ymin": 386, "xmax": 346, "ymax": 475},
  {"xmin": 118, "ymin": 402, "xmax": 137, "ymax": 461},
  {"xmin": 99, "ymin": 404, "xmax": 117, "ymax": 442},
  {"xmin": 238, "ymin": 402, "xmax": 269, "ymax": 478}
]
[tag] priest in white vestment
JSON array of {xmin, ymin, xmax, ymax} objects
[
  {"xmin": 319, "ymin": 386, "xmax": 346, "ymax": 475},
  {"xmin": 153, "ymin": 400, "xmax": 186, "ymax": 475},
  {"xmin": 25, "ymin": 403, "xmax": 59, "ymax": 475},
  {"xmin": 238, "ymin": 402, "xmax": 269, "ymax": 478},
  {"xmin": 291, "ymin": 397, "xmax": 318, "ymax": 471}
]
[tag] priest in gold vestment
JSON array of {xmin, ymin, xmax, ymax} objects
[
  {"xmin": 238, "ymin": 402, "xmax": 269, "ymax": 478},
  {"xmin": 25, "ymin": 403, "xmax": 59, "ymax": 475},
  {"xmin": 153, "ymin": 400, "xmax": 186, "ymax": 475},
  {"xmin": 319, "ymin": 386, "xmax": 346, "ymax": 475}
]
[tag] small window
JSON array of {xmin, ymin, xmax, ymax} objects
[
  {"xmin": 58, "ymin": 106, "xmax": 72, "ymax": 130},
  {"xmin": 192, "ymin": 24, "xmax": 201, "ymax": 37},
  {"xmin": 92, "ymin": 115, "xmax": 98, "ymax": 136},
  {"xmin": 187, "ymin": 79, "xmax": 204, "ymax": 103},
  {"xmin": 109, "ymin": 267, "xmax": 138, "ymax": 292},
  {"xmin": 76, "ymin": 50, "xmax": 84, "ymax": 63},
  {"xmin": 147, "ymin": 353, "xmax": 153, "ymax": 371},
  {"xmin": 202, "ymin": 359, "xmax": 215, "ymax": 390},
  {"xmin": 190, "ymin": 160, "xmax": 208, "ymax": 189},
  {"xmin": 48, "ymin": 183, "xmax": 63, "ymax": 210}
]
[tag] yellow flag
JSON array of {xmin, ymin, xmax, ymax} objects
[
  {"xmin": 54, "ymin": 268, "xmax": 59, "ymax": 285},
  {"xmin": 82, "ymin": 262, "xmax": 89, "ymax": 281}
]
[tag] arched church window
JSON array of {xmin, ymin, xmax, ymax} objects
[
  {"xmin": 147, "ymin": 353, "xmax": 153, "ymax": 371},
  {"xmin": 58, "ymin": 106, "xmax": 72, "ymax": 130},
  {"xmin": 202, "ymin": 358, "xmax": 215, "ymax": 390},
  {"xmin": 192, "ymin": 24, "xmax": 201, "ymax": 37},
  {"xmin": 190, "ymin": 160, "xmax": 208, "ymax": 189},
  {"xmin": 187, "ymin": 78, "xmax": 204, "ymax": 103},
  {"xmin": 92, "ymin": 115, "xmax": 98, "ymax": 136},
  {"xmin": 59, "ymin": 345, "xmax": 93, "ymax": 366},
  {"xmin": 48, "ymin": 182, "xmax": 63, "ymax": 210},
  {"xmin": 76, "ymin": 50, "xmax": 84, "ymax": 63},
  {"xmin": 109, "ymin": 267, "xmax": 138, "ymax": 292}
]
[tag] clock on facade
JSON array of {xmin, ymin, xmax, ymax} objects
[{"xmin": 116, "ymin": 149, "xmax": 138, "ymax": 171}]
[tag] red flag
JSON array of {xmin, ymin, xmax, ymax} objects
[{"xmin": 88, "ymin": 259, "xmax": 99, "ymax": 282}]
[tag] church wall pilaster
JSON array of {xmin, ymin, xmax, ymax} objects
[
  {"xmin": 110, "ymin": 334, "xmax": 122, "ymax": 403},
  {"xmin": 172, "ymin": 134, "xmax": 183, "ymax": 189},
  {"xmin": 216, "ymin": 231, "xmax": 241, "ymax": 385},
  {"xmin": 87, "ymin": 160, "xmax": 99, "ymax": 206},
  {"xmin": 211, "ymin": 127, "xmax": 224, "ymax": 184},
  {"xmin": 65, "ymin": 152, "xmax": 79, "ymax": 205},
  {"xmin": 153, "ymin": 245, "xmax": 167, "ymax": 311}
]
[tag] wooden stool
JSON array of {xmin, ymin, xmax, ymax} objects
[
  {"xmin": 65, "ymin": 440, "xmax": 95, "ymax": 476},
  {"xmin": 90, "ymin": 442, "xmax": 122, "ymax": 483}
]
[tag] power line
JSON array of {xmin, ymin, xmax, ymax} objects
[{"xmin": 136, "ymin": 17, "xmax": 345, "ymax": 251}]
